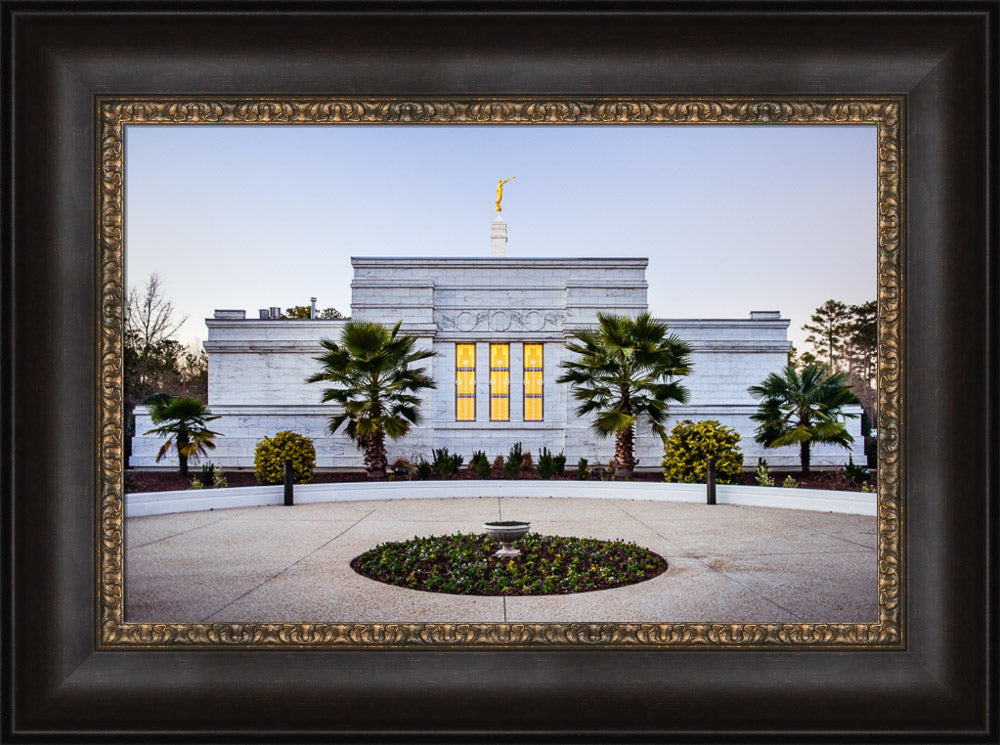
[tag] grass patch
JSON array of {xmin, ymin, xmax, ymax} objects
[{"xmin": 351, "ymin": 532, "xmax": 668, "ymax": 596}]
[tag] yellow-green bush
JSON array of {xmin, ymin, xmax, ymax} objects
[
  {"xmin": 663, "ymin": 419, "xmax": 743, "ymax": 484},
  {"xmin": 254, "ymin": 431, "xmax": 316, "ymax": 485}
]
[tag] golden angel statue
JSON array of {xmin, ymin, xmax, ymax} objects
[{"xmin": 495, "ymin": 177, "xmax": 515, "ymax": 212}]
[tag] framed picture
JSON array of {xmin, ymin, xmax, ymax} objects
[
  {"xmin": 110, "ymin": 102, "xmax": 892, "ymax": 640},
  {"xmin": 3, "ymin": 2, "xmax": 995, "ymax": 741}
]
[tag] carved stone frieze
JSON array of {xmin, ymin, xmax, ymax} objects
[
  {"xmin": 98, "ymin": 96, "xmax": 903, "ymax": 649},
  {"xmin": 437, "ymin": 309, "xmax": 563, "ymax": 333}
]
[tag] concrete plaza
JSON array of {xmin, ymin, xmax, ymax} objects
[{"xmin": 124, "ymin": 496, "xmax": 877, "ymax": 624}]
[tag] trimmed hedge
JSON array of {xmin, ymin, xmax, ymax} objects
[
  {"xmin": 254, "ymin": 431, "xmax": 316, "ymax": 485},
  {"xmin": 663, "ymin": 419, "xmax": 743, "ymax": 484}
]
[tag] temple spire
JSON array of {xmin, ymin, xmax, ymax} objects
[{"xmin": 491, "ymin": 215, "xmax": 507, "ymax": 257}]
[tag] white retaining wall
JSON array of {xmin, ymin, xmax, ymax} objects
[{"xmin": 125, "ymin": 480, "xmax": 876, "ymax": 518}]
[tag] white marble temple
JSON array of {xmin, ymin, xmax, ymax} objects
[{"xmin": 131, "ymin": 257, "xmax": 865, "ymax": 471}]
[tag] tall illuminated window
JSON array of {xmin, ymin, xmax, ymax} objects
[
  {"xmin": 455, "ymin": 343, "xmax": 476, "ymax": 421},
  {"xmin": 490, "ymin": 343, "xmax": 510, "ymax": 421},
  {"xmin": 523, "ymin": 343, "xmax": 544, "ymax": 421}
]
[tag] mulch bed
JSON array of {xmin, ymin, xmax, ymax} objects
[{"xmin": 125, "ymin": 466, "xmax": 873, "ymax": 493}]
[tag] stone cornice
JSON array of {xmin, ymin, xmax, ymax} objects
[{"xmin": 351, "ymin": 256, "xmax": 648, "ymax": 268}]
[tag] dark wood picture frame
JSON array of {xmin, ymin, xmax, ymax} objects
[
  {"xmin": 100, "ymin": 95, "xmax": 900, "ymax": 649},
  {"xmin": 2, "ymin": 2, "xmax": 996, "ymax": 741}
]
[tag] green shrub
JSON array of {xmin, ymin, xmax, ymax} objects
[
  {"xmin": 536, "ymin": 448, "xmax": 567, "ymax": 479},
  {"xmin": 196, "ymin": 462, "xmax": 227, "ymax": 488},
  {"xmin": 754, "ymin": 458, "xmax": 774, "ymax": 487},
  {"xmin": 254, "ymin": 431, "xmax": 316, "ymax": 485},
  {"xmin": 470, "ymin": 451, "xmax": 491, "ymax": 479},
  {"xmin": 504, "ymin": 442, "xmax": 524, "ymax": 479},
  {"xmin": 662, "ymin": 419, "xmax": 743, "ymax": 485},
  {"xmin": 537, "ymin": 447, "xmax": 555, "ymax": 479},
  {"xmin": 843, "ymin": 455, "xmax": 869, "ymax": 486},
  {"xmin": 782, "ymin": 475, "xmax": 799, "ymax": 488},
  {"xmin": 213, "ymin": 468, "xmax": 227, "ymax": 488},
  {"xmin": 414, "ymin": 459, "xmax": 433, "ymax": 480},
  {"xmin": 190, "ymin": 466, "xmax": 227, "ymax": 490},
  {"xmin": 553, "ymin": 452, "xmax": 567, "ymax": 476},
  {"xmin": 576, "ymin": 457, "xmax": 590, "ymax": 480},
  {"xmin": 431, "ymin": 447, "xmax": 464, "ymax": 479}
]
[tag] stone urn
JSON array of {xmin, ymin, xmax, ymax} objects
[{"xmin": 482, "ymin": 520, "xmax": 531, "ymax": 557}]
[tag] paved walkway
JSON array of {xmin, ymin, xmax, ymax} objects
[{"xmin": 125, "ymin": 496, "xmax": 877, "ymax": 624}]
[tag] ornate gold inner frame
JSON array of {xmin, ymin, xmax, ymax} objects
[{"xmin": 98, "ymin": 97, "xmax": 903, "ymax": 649}]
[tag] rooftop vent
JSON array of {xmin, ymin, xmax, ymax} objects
[{"xmin": 213, "ymin": 309, "xmax": 246, "ymax": 320}]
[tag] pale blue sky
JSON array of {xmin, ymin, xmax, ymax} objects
[{"xmin": 124, "ymin": 123, "xmax": 877, "ymax": 352}]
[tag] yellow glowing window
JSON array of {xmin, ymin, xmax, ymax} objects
[
  {"xmin": 490, "ymin": 343, "xmax": 510, "ymax": 421},
  {"xmin": 523, "ymin": 343, "xmax": 544, "ymax": 421},
  {"xmin": 455, "ymin": 343, "xmax": 476, "ymax": 421}
]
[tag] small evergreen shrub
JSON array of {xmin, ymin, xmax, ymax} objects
[
  {"xmin": 536, "ymin": 448, "xmax": 567, "ymax": 479},
  {"xmin": 414, "ymin": 459, "xmax": 433, "ymax": 480},
  {"xmin": 782, "ymin": 475, "xmax": 799, "ymax": 488},
  {"xmin": 490, "ymin": 454, "xmax": 505, "ymax": 479},
  {"xmin": 194, "ymin": 462, "xmax": 227, "ymax": 488},
  {"xmin": 190, "ymin": 462, "xmax": 225, "ymax": 489},
  {"xmin": 431, "ymin": 447, "xmax": 463, "ymax": 479},
  {"xmin": 602, "ymin": 458, "xmax": 617, "ymax": 481},
  {"xmin": 537, "ymin": 447, "xmax": 556, "ymax": 479},
  {"xmin": 843, "ymin": 455, "xmax": 869, "ymax": 486},
  {"xmin": 553, "ymin": 452, "xmax": 567, "ymax": 476},
  {"xmin": 504, "ymin": 442, "xmax": 524, "ymax": 479},
  {"xmin": 754, "ymin": 458, "xmax": 775, "ymax": 487},
  {"xmin": 662, "ymin": 420, "xmax": 743, "ymax": 485},
  {"xmin": 254, "ymin": 431, "xmax": 316, "ymax": 485},
  {"xmin": 470, "ymin": 451, "xmax": 491, "ymax": 479},
  {"xmin": 576, "ymin": 457, "xmax": 590, "ymax": 480}
]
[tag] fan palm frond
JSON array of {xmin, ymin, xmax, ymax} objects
[
  {"xmin": 557, "ymin": 312, "xmax": 692, "ymax": 479},
  {"xmin": 309, "ymin": 320, "xmax": 436, "ymax": 480},
  {"xmin": 748, "ymin": 363, "xmax": 859, "ymax": 473}
]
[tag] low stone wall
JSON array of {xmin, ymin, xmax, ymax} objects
[{"xmin": 126, "ymin": 480, "xmax": 876, "ymax": 518}]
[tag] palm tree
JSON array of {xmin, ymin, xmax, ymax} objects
[
  {"xmin": 308, "ymin": 320, "xmax": 436, "ymax": 480},
  {"xmin": 142, "ymin": 394, "xmax": 221, "ymax": 477},
  {"xmin": 557, "ymin": 312, "xmax": 692, "ymax": 480},
  {"xmin": 747, "ymin": 363, "xmax": 860, "ymax": 474}
]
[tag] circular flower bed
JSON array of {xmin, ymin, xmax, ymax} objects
[{"xmin": 350, "ymin": 532, "xmax": 668, "ymax": 596}]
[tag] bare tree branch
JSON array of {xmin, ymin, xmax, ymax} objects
[{"xmin": 126, "ymin": 273, "xmax": 187, "ymax": 348}]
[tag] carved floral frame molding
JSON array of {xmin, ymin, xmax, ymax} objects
[{"xmin": 97, "ymin": 97, "xmax": 902, "ymax": 649}]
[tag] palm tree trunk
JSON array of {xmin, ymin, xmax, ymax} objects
[
  {"xmin": 178, "ymin": 430, "xmax": 190, "ymax": 477},
  {"xmin": 364, "ymin": 430, "xmax": 388, "ymax": 480},
  {"xmin": 614, "ymin": 428, "xmax": 635, "ymax": 480},
  {"xmin": 800, "ymin": 441, "xmax": 811, "ymax": 475}
]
